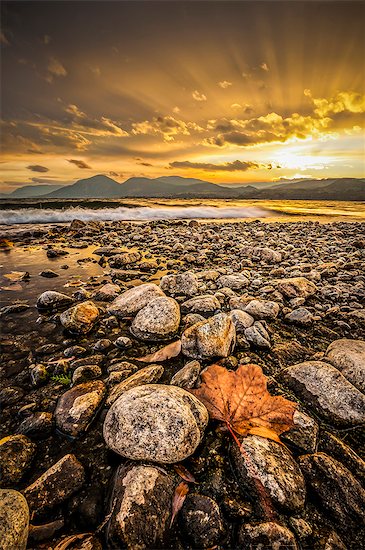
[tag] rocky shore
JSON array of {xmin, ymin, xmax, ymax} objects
[{"xmin": 0, "ymin": 217, "xmax": 364, "ymax": 550}]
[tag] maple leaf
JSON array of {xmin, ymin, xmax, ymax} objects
[
  {"xmin": 191, "ymin": 363, "xmax": 296, "ymax": 443},
  {"xmin": 137, "ymin": 340, "xmax": 181, "ymax": 362}
]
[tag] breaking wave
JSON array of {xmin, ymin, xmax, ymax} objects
[{"xmin": 0, "ymin": 205, "xmax": 272, "ymax": 225}]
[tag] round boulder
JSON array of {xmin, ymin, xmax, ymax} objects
[
  {"xmin": 131, "ymin": 297, "xmax": 180, "ymax": 341},
  {"xmin": 60, "ymin": 301, "xmax": 99, "ymax": 334}
]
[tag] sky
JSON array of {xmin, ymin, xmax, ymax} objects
[{"xmin": 1, "ymin": 0, "xmax": 364, "ymax": 192}]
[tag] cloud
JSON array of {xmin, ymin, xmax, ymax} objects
[
  {"xmin": 218, "ymin": 81, "xmax": 232, "ymax": 89},
  {"xmin": 169, "ymin": 159, "xmax": 266, "ymax": 172},
  {"xmin": 47, "ymin": 57, "xmax": 67, "ymax": 78},
  {"xmin": 64, "ymin": 104, "xmax": 129, "ymax": 137},
  {"xmin": 192, "ymin": 90, "xmax": 207, "ymax": 102},
  {"xmin": 305, "ymin": 89, "xmax": 365, "ymax": 116},
  {"xmin": 132, "ymin": 115, "xmax": 203, "ymax": 142},
  {"xmin": 109, "ymin": 171, "xmax": 123, "ymax": 178},
  {"xmin": 27, "ymin": 164, "xmax": 49, "ymax": 173},
  {"xmin": 67, "ymin": 159, "xmax": 91, "ymax": 169}
]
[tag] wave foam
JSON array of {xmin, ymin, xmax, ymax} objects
[{"xmin": 0, "ymin": 205, "xmax": 272, "ymax": 225}]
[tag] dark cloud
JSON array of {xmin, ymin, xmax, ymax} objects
[
  {"xmin": 67, "ymin": 159, "xmax": 91, "ymax": 169},
  {"xmin": 27, "ymin": 164, "xmax": 49, "ymax": 172},
  {"xmin": 169, "ymin": 160, "xmax": 263, "ymax": 172}
]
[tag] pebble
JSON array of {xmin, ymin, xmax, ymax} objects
[
  {"xmin": 36, "ymin": 290, "xmax": 74, "ymax": 310},
  {"xmin": 72, "ymin": 364, "xmax": 102, "ymax": 385},
  {"xmin": 18, "ymin": 412, "xmax": 54, "ymax": 438},
  {"xmin": 244, "ymin": 321, "xmax": 271, "ymax": 348},
  {"xmin": 281, "ymin": 409, "xmax": 319, "ymax": 453},
  {"xmin": 181, "ymin": 312, "xmax": 236, "ymax": 359},
  {"xmin": 107, "ymin": 283, "xmax": 165, "ymax": 318},
  {"xmin": 238, "ymin": 521, "xmax": 298, "ymax": 549},
  {"xmin": 91, "ymin": 282, "xmax": 121, "ymax": 302},
  {"xmin": 243, "ymin": 299, "xmax": 280, "ymax": 320},
  {"xmin": 217, "ymin": 273, "xmax": 249, "ymax": 290},
  {"xmin": 285, "ymin": 307, "xmax": 314, "ymax": 325},
  {"xmin": 229, "ymin": 309, "xmax": 254, "ymax": 332},
  {"xmin": 0, "ymin": 435, "xmax": 36, "ymax": 486},
  {"xmin": 325, "ymin": 338, "xmax": 365, "ymax": 392},
  {"xmin": 60, "ymin": 301, "xmax": 99, "ymax": 334},
  {"xmin": 277, "ymin": 277, "xmax": 317, "ymax": 299},
  {"xmin": 0, "ymin": 489, "xmax": 29, "ymax": 550},
  {"xmin": 181, "ymin": 294, "xmax": 221, "ymax": 315},
  {"xmin": 179, "ymin": 494, "xmax": 225, "ymax": 548},
  {"xmin": 106, "ymin": 364, "xmax": 164, "ymax": 406},
  {"xmin": 103, "ymin": 384, "xmax": 208, "ymax": 463},
  {"xmin": 160, "ymin": 271, "xmax": 199, "ymax": 296},
  {"xmin": 131, "ymin": 296, "xmax": 180, "ymax": 341},
  {"xmin": 170, "ymin": 360, "xmax": 202, "ymax": 389}
]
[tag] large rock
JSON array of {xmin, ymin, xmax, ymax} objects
[
  {"xmin": 299, "ymin": 453, "xmax": 365, "ymax": 530},
  {"xmin": 55, "ymin": 381, "xmax": 106, "ymax": 437},
  {"xmin": 92, "ymin": 283, "xmax": 121, "ymax": 302},
  {"xmin": 179, "ymin": 494, "xmax": 225, "ymax": 548},
  {"xmin": 277, "ymin": 277, "xmax": 317, "ymax": 299},
  {"xmin": 0, "ymin": 435, "xmax": 36, "ymax": 487},
  {"xmin": 238, "ymin": 522, "xmax": 297, "ymax": 549},
  {"xmin": 217, "ymin": 273, "xmax": 249, "ymax": 290},
  {"xmin": 181, "ymin": 312, "xmax": 236, "ymax": 359},
  {"xmin": 170, "ymin": 360, "xmax": 202, "ymax": 389},
  {"xmin": 60, "ymin": 301, "xmax": 99, "ymax": 334},
  {"xmin": 285, "ymin": 307, "xmax": 313, "ymax": 325},
  {"xmin": 36, "ymin": 291, "xmax": 74, "ymax": 310},
  {"xmin": 106, "ymin": 464, "xmax": 174, "ymax": 550},
  {"xmin": 252, "ymin": 247, "xmax": 282, "ymax": 263},
  {"xmin": 325, "ymin": 338, "xmax": 365, "ymax": 392},
  {"xmin": 181, "ymin": 295, "xmax": 221, "ymax": 315},
  {"xmin": 244, "ymin": 321, "xmax": 271, "ymax": 348},
  {"xmin": 131, "ymin": 297, "xmax": 180, "ymax": 341},
  {"xmin": 160, "ymin": 272, "xmax": 199, "ymax": 296},
  {"xmin": 229, "ymin": 309, "xmax": 254, "ymax": 332},
  {"xmin": 103, "ymin": 384, "xmax": 208, "ymax": 463},
  {"xmin": 243, "ymin": 299, "xmax": 280, "ymax": 320},
  {"xmin": 106, "ymin": 365, "xmax": 164, "ymax": 406},
  {"xmin": 281, "ymin": 410, "xmax": 319, "ymax": 453},
  {"xmin": 23, "ymin": 454, "xmax": 85, "ymax": 516},
  {"xmin": 231, "ymin": 435, "xmax": 306, "ymax": 513},
  {"xmin": 107, "ymin": 283, "xmax": 165, "ymax": 318},
  {"xmin": 0, "ymin": 489, "xmax": 29, "ymax": 550},
  {"xmin": 280, "ymin": 361, "xmax": 365, "ymax": 427},
  {"xmin": 108, "ymin": 251, "xmax": 142, "ymax": 267}
]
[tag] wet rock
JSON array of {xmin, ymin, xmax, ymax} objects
[
  {"xmin": 288, "ymin": 518, "xmax": 312, "ymax": 540},
  {"xmin": 92, "ymin": 283, "xmax": 121, "ymax": 302},
  {"xmin": 299, "ymin": 452, "xmax": 365, "ymax": 530},
  {"xmin": 243, "ymin": 299, "xmax": 280, "ymax": 320},
  {"xmin": 40, "ymin": 269, "xmax": 58, "ymax": 278},
  {"xmin": 108, "ymin": 283, "xmax": 165, "ymax": 318},
  {"xmin": 30, "ymin": 363, "xmax": 49, "ymax": 386},
  {"xmin": 181, "ymin": 312, "xmax": 236, "ymax": 359},
  {"xmin": 181, "ymin": 294, "xmax": 221, "ymax": 315},
  {"xmin": 0, "ymin": 489, "xmax": 29, "ymax": 550},
  {"xmin": 114, "ymin": 336, "xmax": 133, "ymax": 349},
  {"xmin": 93, "ymin": 338, "xmax": 112, "ymax": 352},
  {"xmin": 106, "ymin": 364, "xmax": 164, "ymax": 406},
  {"xmin": 36, "ymin": 291, "xmax": 74, "ymax": 310},
  {"xmin": 179, "ymin": 493, "xmax": 224, "ymax": 548},
  {"xmin": 285, "ymin": 307, "xmax": 314, "ymax": 325},
  {"xmin": 231, "ymin": 435, "xmax": 306, "ymax": 513},
  {"xmin": 109, "ymin": 251, "xmax": 142, "ymax": 267},
  {"xmin": 217, "ymin": 273, "xmax": 249, "ymax": 290},
  {"xmin": 280, "ymin": 361, "xmax": 365, "ymax": 427},
  {"xmin": 229, "ymin": 309, "xmax": 254, "ymax": 332},
  {"xmin": 170, "ymin": 360, "xmax": 202, "ymax": 389},
  {"xmin": 60, "ymin": 301, "xmax": 99, "ymax": 334},
  {"xmin": 281, "ymin": 410, "xmax": 319, "ymax": 453},
  {"xmin": 55, "ymin": 380, "xmax": 106, "ymax": 436},
  {"xmin": 131, "ymin": 296, "xmax": 180, "ymax": 341},
  {"xmin": 72, "ymin": 364, "xmax": 102, "ymax": 385},
  {"xmin": 319, "ymin": 431, "xmax": 365, "ymax": 485},
  {"xmin": 277, "ymin": 277, "xmax": 317, "ymax": 299},
  {"xmin": 238, "ymin": 522, "xmax": 297, "ymax": 549},
  {"xmin": 325, "ymin": 338, "xmax": 365, "ymax": 392},
  {"xmin": 107, "ymin": 464, "xmax": 174, "ymax": 550},
  {"xmin": 160, "ymin": 272, "xmax": 199, "ymax": 296},
  {"xmin": 18, "ymin": 412, "xmax": 54, "ymax": 438},
  {"xmin": 103, "ymin": 384, "xmax": 208, "ymax": 463},
  {"xmin": 0, "ymin": 435, "xmax": 36, "ymax": 487},
  {"xmin": 23, "ymin": 454, "xmax": 85, "ymax": 516},
  {"xmin": 0, "ymin": 386, "xmax": 24, "ymax": 406},
  {"xmin": 244, "ymin": 321, "xmax": 271, "ymax": 348}
]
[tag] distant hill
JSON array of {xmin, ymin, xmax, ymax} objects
[{"xmin": 1, "ymin": 175, "xmax": 364, "ymax": 200}]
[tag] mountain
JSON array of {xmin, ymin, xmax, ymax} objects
[
  {"xmin": 8, "ymin": 184, "xmax": 63, "ymax": 198},
  {"xmin": 261, "ymin": 178, "xmax": 365, "ymax": 200},
  {"xmin": 45, "ymin": 175, "xmax": 124, "ymax": 198}
]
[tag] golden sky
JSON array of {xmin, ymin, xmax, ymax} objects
[{"xmin": 1, "ymin": 0, "xmax": 364, "ymax": 192}]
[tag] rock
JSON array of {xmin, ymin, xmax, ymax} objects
[
  {"xmin": 106, "ymin": 464, "xmax": 174, "ymax": 550},
  {"xmin": 40, "ymin": 269, "xmax": 58, "ymax": 278},
  {"xmin": 160, "ymin": 272, "xmax": 199, "ymax": 296},
  {"xmin": 181, "ymin": 312, "xmax": 236, "ymax": 359},
  {"xmin": 238, "ymin": 522, "xmax": 298, "ymax": 549},
  {"xmin": 325, "ymin": 338, "xmax": 365, "ymax": 392},
  {"xmin": 108, "ymin": 283, "xmax": 165, "ymax": 318},
  {"xmin": 36, "ymin": 291, "xmax": 74, "ymax": 310},
  {"xmin": 281, "ymin": 410, "xmax": 319, "ymax": 453},
  {"xmin": 280, "ymin": 361, "xmax": 365, "ymax": 427},
  {"xmin": 106, "ymin": 365, "xmax": 164, "ymax": 406},
  {"xmin": 179, "ymin": 494, "xmax": 224, "ymax": 548},
  {"xmin": 114, "ymin": 336, "xmax": 133, "ymax": 349},
  {"xmin": 93, "ymin": 338, "xmax": 112, "ymax": 352},
  {"xmin": 18, "ymin": 412, "xmax": 53, "ymax": 438},
  {"xmin": 243, "ymin": 299, "xmax": 280, "ymax": 320},
  {"xmin": 30, "ymin": 364, "xmax": 49, "ymax": 386},
  {"xmin": 244, "ymin": 321, "xmax": 271, "ymax": 348},
  {"xmin": 253, "ymin": 246, "xmax": 282, "ymax": 263},
  {"xmin": 181, "ymin": 295, "xmax": 221, "ymax": 315},
  {"xmin": 231, "ymin": 435, "xmax": 306, "ymax": 513},
  {"xmin": 288, "ymin": 518, "xmax": 312, "ymax": 540},
  {"xmin": 60, "ymin": 301, "xmax": 99, "ymax": 334},
  {"xmin": 319, "ymin": 431, "xmax": 365, "ymax": 485},
  {"xmin": 277, "ymin": 277, "xmax": 317, "ymax": 299},
  {"xmin": 92, "ymin": 283, "xmax": 121, "ymax": 302},
  {"xmin": 103, "ymin": 384, "xmax": 208, "ymax": 463},
  {"xmin": 55, "ymin": 381, "xmax": 106, "ymax": 437},
  {"xmin": 229, "ymin": 309, "xmax": 254, "ymax": 332},
  {"xmin": 23, "ymin": 454, "xmax": 85, "ymax": 516},
  {"xmin": 170, "ymin": 360, "xmax": 202, "ymax": 389},
  {"xmin": 217, "ymin": 273, "xmax": 249, "ymax": 290},
  {"xmin": 131, "ymin": 297, "xmax": 180, "ymax": 341},
  {"xmin": 72, "ymin": 364, "xmax": 102, "ymax": 385},
  {"xmin": 0, "ymin": 435, "xmax": 36, "ymax": 487},
  {"xmin": 109, "ymin": 251, "xmax": 142, "ymax": 267},
  {"xmin": 0, "ymin": 489, "xmax": 29, "ymax": 550},
  {"xmin": 299, "ymin": 453, "xmax": 365, "ymax": 530},
  {"xmin": 285, "ymin": 307, "xmax": 313, "ymax": 325},
  {"xmin": 183, "ymin": 313, "xmax": 206, "ymax": 327},
  {"xmin": 28, "ymin": 519, "xmax": 64, "ymax": 542}
]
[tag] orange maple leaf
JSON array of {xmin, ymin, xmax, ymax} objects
[{"xmin": 191, "ymin": 363, "xmax": 296, "ymax": 443}]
